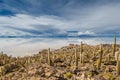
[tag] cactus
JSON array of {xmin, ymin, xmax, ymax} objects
[
  {"xmin": 107, "ymin": 54, "xmax": 110, "ymax": 63},
  {"xmin": 52, "ymin": 51, "xmax": 55, "ymax": 60},
  {"xmin": 82, "ymin": 52, "xmax": 85, "ymax": 64},
  {"xmin": 80, "ymin": 53, "xmax": 82, "ymax": 64},
  {"xmin": 74, "ymin": 48, "xmax": 78, "ymax": 68},
  {"xmin": 116, "ymin": 54, "xmax": 120, "ymax": 75},
  {"xmin": 80, "ymin": 42, "xmax": 84, "ymax": 64},
  {"xmin": 113, "ymin": 34, "xmax": 116, "ymax": 55},
  {"xmin": 39, "ymin": 51, "xmax": 43, "ymax": 60},
  {"xmin": 115, "ymin": 50, "xmax": 120, "ymax": 61},
  {"xmin": 40, "ymin": 52, "xmax": 43, "ymax": 64},
  {"xmin": 97, "ymin": 44, "xmax": 103, "ymax": 70},
  {"xmin": 48, "ymin": 48, "xmax": 51, "ymax": 66},
  {"xmin": 93, "ymin": 50, "xmax": 95, "ymax": 58},
  {"xmin": 0, "ymin": 66, "xmax": 5, "ymax": 76}
]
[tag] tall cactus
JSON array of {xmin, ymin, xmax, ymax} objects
[
  {"xmin": 93, "ymin": 49, "xmax": 95, "ymax": 58},
  {"xmin": 40, "ymin": 52, "xmax": 43, "ymax": 64},
  {"xmin": 116, "ymin": 53, "xmax": 120, "ymax": 75},
  {"xmin": 113, "ymin": 34, "xmax": 116, "ymax": 55},
  {"xmin": 97, "ymin": 44, "xmax": 103, "ymax": 70},
  {"xmin": 82, "ymin": 52, "xmax": 85, "ymax": 64},
  {"xmin": 74, "ymin": 48, "xmax": 78, "ymax": 68},
  {"xmin": 107, "ymin": 54, "xmax": 110, "ymax": 63},
  {"xmin": 80, "ymin": 42, "xmax": 84, "ymax": 64},
  {"xmin": 52, "ymin": 51, "xmax": 55, "ymax": 60},
  {"xmin": 48, "ymin": 48, "xmax": 51, "ymax": 66}
]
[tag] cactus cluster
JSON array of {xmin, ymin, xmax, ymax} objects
[{"xmin": 0, "ymin": 34, "xmax": 120, "ymax": 79}]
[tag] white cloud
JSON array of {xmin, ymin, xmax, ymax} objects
[
  {"xmin": 78, "ymin": 31, "xmax": 95, "ymax": 35},
  {"xmin": 0, "ymin": 14, "xmax": 69, "ymax": 36},
  {"xmin": 0, "ymin": 14, "xmax": 69, "ymax": 29},
  {"xmin": 0, "ymin": 2, "xmax": 120, "ymax": 36},
  {"xmin": 62, "ymin": 2, "xmax": 120, "ymax": 33}
]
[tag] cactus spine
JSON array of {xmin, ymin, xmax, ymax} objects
[
  {"xmin": 97, "ymin": 44, "xmax": 103, "ymax": 70},
  {"xmin": 116, "ymin": 54, "xmax": 120, "ymax": 75},
  {"xmin": 113, "ymin": 34, "xmax": 116, "ymax": 55},
  {"xmin": 74, "ymin": 48, "xmax": 78, "ymax": 68}
]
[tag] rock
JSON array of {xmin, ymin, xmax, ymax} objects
[
  {"xmin": 72, "ymin": 68, "xmax": 80, "ymax": 74},
  {"xmin": 80, "ymin": 66, "xmax": 89, "ymax": 71},
  {"xmin": 81, "ymin": 72, "xmax": 87, "ymax": 79},
  {"xmin": 28, "ymin": 70, "xmax": 36, "ymax": 76},
  {"xmin": 19, "ymin": 67, "xmax": 25, "ymax": 72},
  {"xmin": 95, "ymin": 75, "xmax": 106, "ymax": 80},
  {"xmin": 29, "ymin": 76, "xmax": 41, "ymax": 80},
  {"xmin": 54, "ymin": 58, "xmax": 64, "ymax": 63},
  {"xmin": 45, "ymin": 71, "xmax": 53, "ymax": 77},
  {"xmin": 105, "ymin": 66, "xmax": 113, "ymax": 72}
]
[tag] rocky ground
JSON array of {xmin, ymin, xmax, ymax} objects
[{"xmin": 0, "ymin": 43, "xmax": 120, "ymax": 80}]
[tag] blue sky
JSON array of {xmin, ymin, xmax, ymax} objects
[{"xmin": 0, "ymin": 0, "xmax": 120, "ymax": 37}]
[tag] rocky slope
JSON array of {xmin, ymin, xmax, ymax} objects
[{"xmin": 0, "ymin": 43, "xmax": 120, "ymax": 80}]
